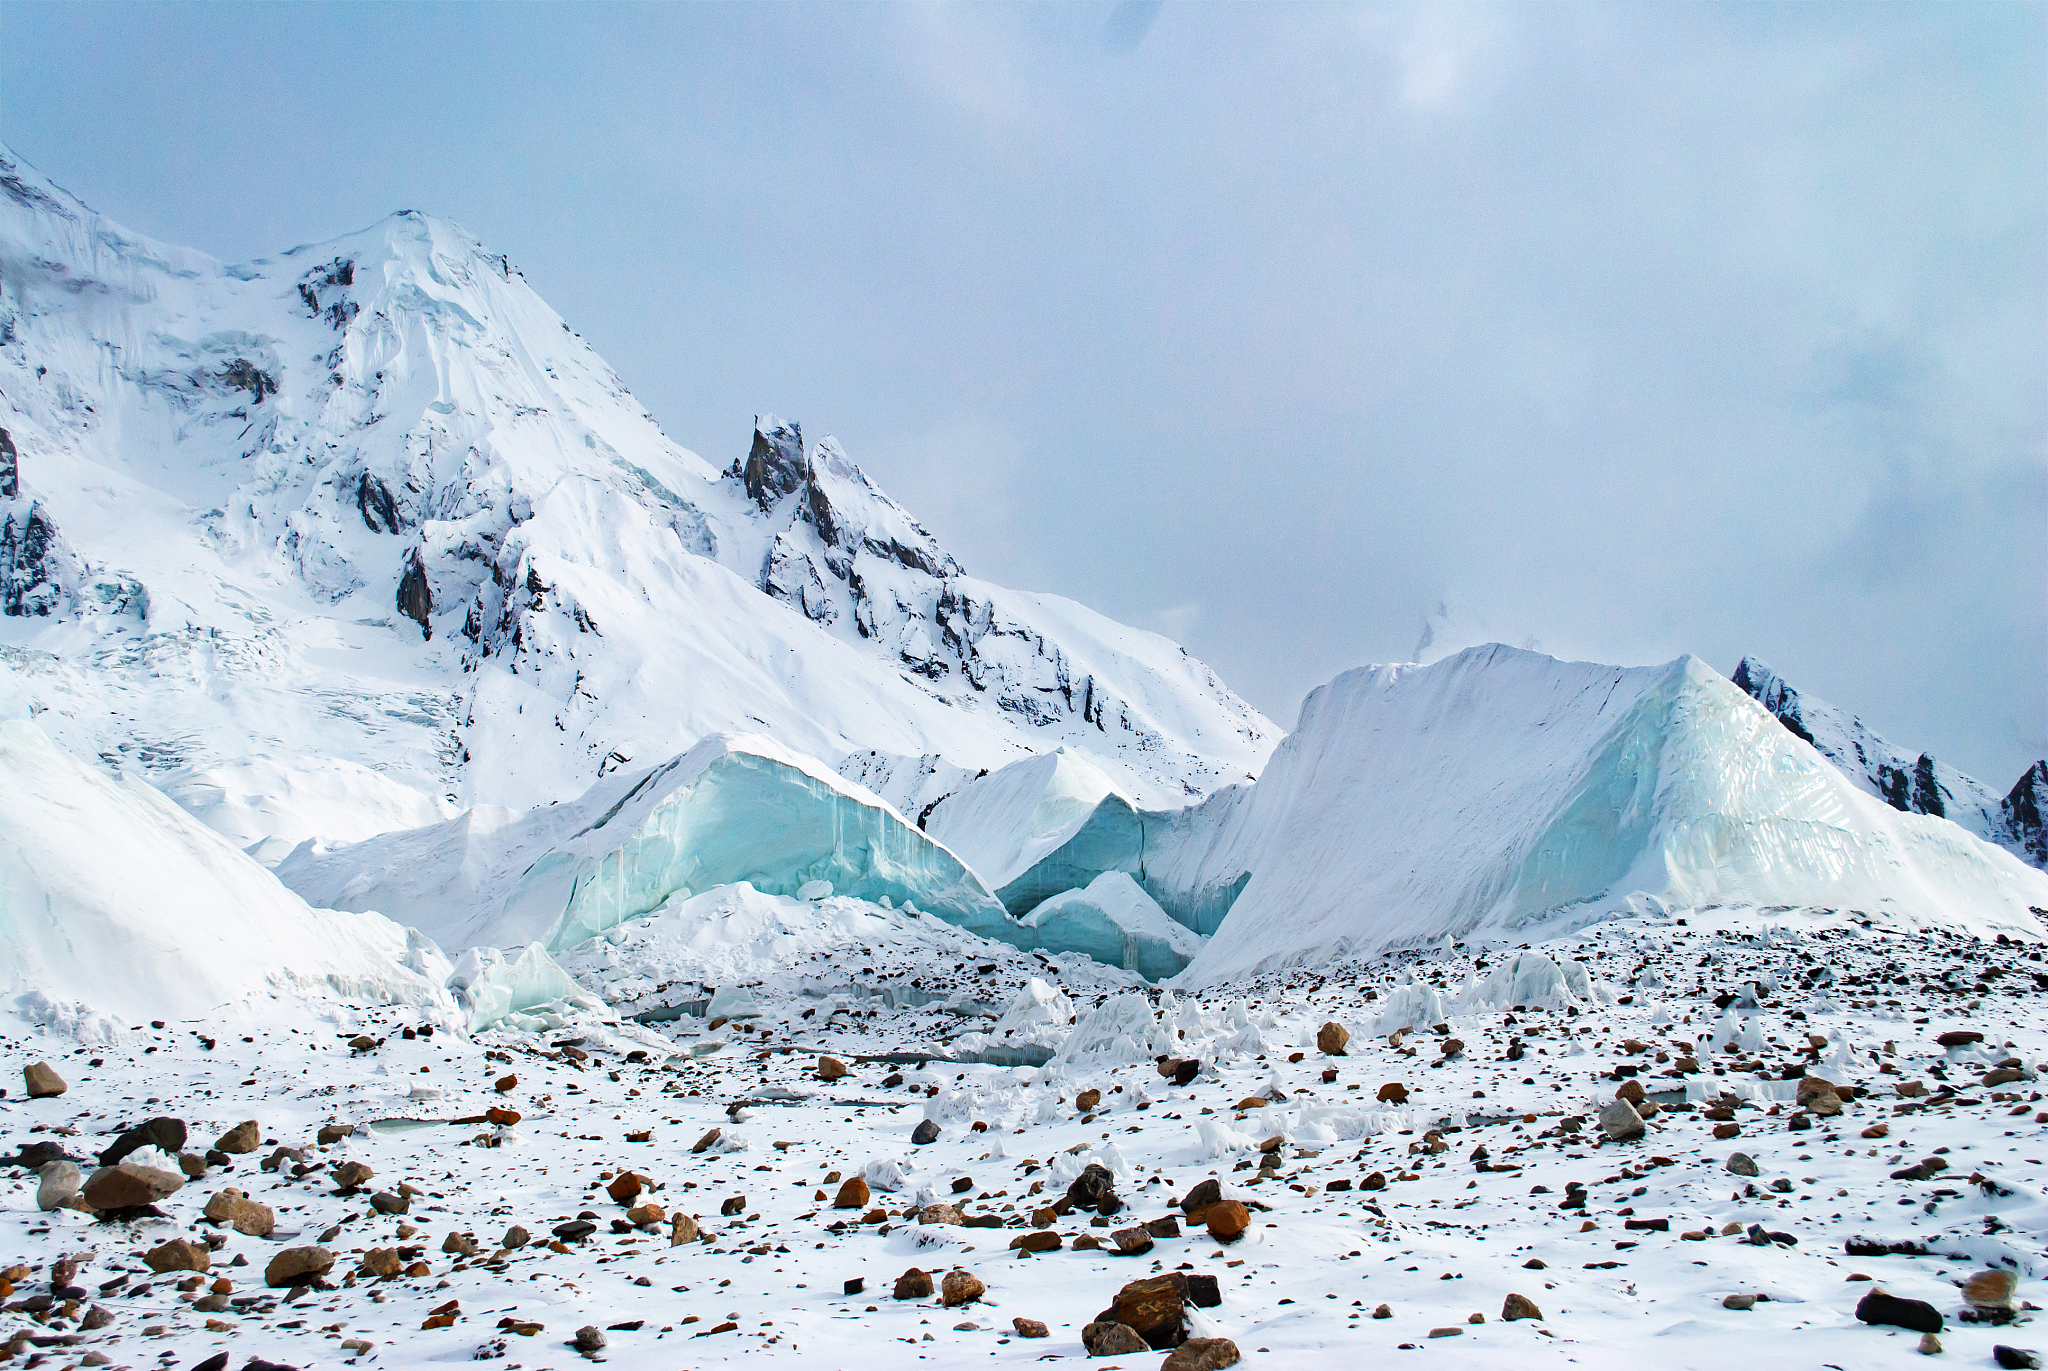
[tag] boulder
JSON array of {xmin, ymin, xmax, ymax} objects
[
  {"xmin": 332, "ymin": 1160, "xmax": 374, "ymax": 1192},
  {"xmin": 1726, "ymin": 1153, "xmax": 1760, "ymax": 1177},
  {"xmin": 911, "ymin": 1120, "xmax": 940, "ymax": 1145},
  {"xmin": 35, "ymin": 1160, "xmax": 82, "ymax": 1212},
  {"xmin": 833, "ymin": 1177, "xmax": 871, "ymax": 1209},
  {"xmin": 690, "ymin": 1128, "xmax": 722, "ymax": 1153},
  {"xmin": 940, "ymin": 1269, "xmax": 985, "ymax": 1307},
  {"xmin": 1993, "ymin": 1347, "xmax": 2043, "ymax": 1370},
  {"xmin": 1964, "ymin": 1269, "xmax": 2020, "ymax": 1311},
  {"xmin": 1012, "ymin": 1317, "xmax": 1049, "ymax": 1338},
  {"xmin": 202, "ymin": 1187, "xmax": 275, "ymax": 1237},
  {"xmin": 669, "ymin": 1213, "xmax": 700, "ymax": 1245},
  {"xmin": 894, "ymin": 1267, "xmax": 934, "ymax": 1300},
  {"xmin": 1377, "ymin": 1082, "xmax": 1409, "ymax": 1104},
  {"xmin": 626, "ymin": 1203, "xmax": 665, "ymax": 1227},
  {"xmin": 1066, "ymin": 1162, "xmax": 1119, "ymax": 1214},
  {"xmin": 1162, "ymin": 1339, "xmax": 1242, "ymax": 1371},
  {"xmin": 1010, "ymin": 1230, "xmax": 1062, "ymax": 1253},
  {"xmin": 818, "ymin": 1056, "xmax": 848, "ymax": 1081},
  {"xmin": 99, "ymin": 1117, "xmax": 186, "ymax": 1167},
  {"xmin": 263, "ymin": 1246, "xmax": 335, "ymax": 1289},
  {"xmin": 1082, "ymin": 1321, "xmax": 1150, "ymax": 1355},
  {"xmin": 1206, "ymin": 1200, "xmax": 1251, "ymax": 1242},
  {"xmin": 1180, "ymin": 1178, "xmax": 1222, "ymax": 1222},
  {"xmin": 22, "ymin": 1063, "xmax": 65, "ymax": 1098},
  {"xmin": 1102, "ymin": 1272, "xmax": 1190, "ymax": 1349},
  {"xmin": 1076, "ymin": 1088, "xmax": 1103, "ymax": 1112},
  {"xmin": 918, "ymin": 1203, "xmax": 967, "ymax": 1226},
  {"xmin": 1856, "ymin": 1289, "xmax": 1943, "ymax": 1334},
  {"xmin": 1598, "ymin": 1098, "xmax": 1645, "ymax": 1142},
  {"xmin": 359, "ymin": 1248, "xmax": 403, "ymax": 1278},
  {"xmin": 1502, "ymin": 1293, "xmax": 1542, "ymax": 1321},
  {"xmin": 371, "ymin": 1190, "xmax": 409, "ymax": 1215},
  {"xmin": 81, "ymin": 1161, "xmax": 183, "ymax": 1211},
  {"xmin": 213, "ymin": 1121, "xmax": 261, "ymax": 1155},
  {"xmin": 504, "ymin": 1225, "xmax": 531, "ymax": 1250},
  {"xmin": 143, "ymin": 1238, "xmax": 210, "ymax": 1273},
  {"xmin": 1316, "ymin": 1022, "xmax": 1350, "ymax": 1055},
  {"xmin": 1616, "ymin": 1079, "xmax": 1647, "ymax": 1105},
  {"xmin": 1935, "ymin": 1030, "xmax": 1983, "ymax": 1049},
  {"xmin": 1109, "ymin": 1226, "xmax": 1155, "ymax": 1255},
  {"xmin": 606, "ymin": 1171, "xmax": 650, "ymax": 1204}
]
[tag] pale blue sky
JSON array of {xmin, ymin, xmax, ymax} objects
[{"xmin": 5, "ymin": 2, "xmax": 2043, "ymax": 781}]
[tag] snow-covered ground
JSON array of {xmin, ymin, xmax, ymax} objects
[{"xmin": 6, "ymin": 904, "xmax": 2048, "ymax": 1370}]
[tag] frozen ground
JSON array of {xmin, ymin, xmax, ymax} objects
[{"xmin": 4, "ymin": 905, "xmax": 2047, "ymax": 1371}]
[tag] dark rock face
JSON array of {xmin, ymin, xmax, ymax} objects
[
  {"xmin": 357, "ymin": 473, "xmax": 402, "ymax": 534},
  {"xmin": 297, "ymin": 257, "xmax": 359, "ymax": 331},
  {"xmin": 0, "ymin": 427, "xmax": 15, "ymax": 499},
  {"xmin": 397, "ymin": 549, "xmax": 433, "ymax": 638},
  {"xmin": 2002, "ymin": 762, "xmax": 2048, "ymax": 868},
  {"xmin": 1, "ymin": 498, "xmax": 70, "ymax": 617},
  {"xmin": 742, "ymin": 418, "xmax": 807, "ymax": 511},
  {"xmin": 1731, "ymin": 657, "xmax": 1817, "ymax": 746}
]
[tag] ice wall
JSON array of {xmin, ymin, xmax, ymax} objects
[
  {"xmin": 1019, "ymin": 871, "xmax": 1205, "ymax": 981},
  {"xmin": 1177, "ymin": 646, "xmax": 2048, "ymax": 985},
  {"xmin": 279, "ymin": 732, "xmax": 1014, "ymax": 954},
  {"xmin": 0, "ymin": 721, "xmax": 450, "ymax": 1027}
]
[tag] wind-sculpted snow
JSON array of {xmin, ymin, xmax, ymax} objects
[
  {"xmin": 0, "ymin": 720, "xmax": 452, "ymax": 1030},
  {"xmin": 277, "ymin": 732, "xmax": 1014, "ymax": 955},
  {"xmin": 0, "ymin": 141, "xmax": 1273, "ymax": 850},
  {"xmin": 1177, "ymin": 646, "xmax": 2048, "ymax": 985}
]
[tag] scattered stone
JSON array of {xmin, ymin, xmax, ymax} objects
[
  {"xmin": 1713, "ymin": 1122, "xmax": 1742, "ymax": 1140},
  {"xmin": 213, "ymin": 1121, "xmax": 260, "ymax": 1154},
  {"xmin": 1162, "ymin": 1338, "xmax": 1242, "ymax": 1370},
  {"xmin": 1145, "ymin": 1215, "xmax": 1182, "ymax": 1238},
  {"xmin": 606, "ymin": 1171, "xmax": 650, "ymax": 1204},
  {"xmin": 1010, "ymin": 1230, "xmax": 1062, "ymax": 1253},
  {"xmin": 1935, "ymin": 1030, "xmax": 1983, "ymax": 1048},
  {"xmin": 1377, "ymin": 1082, "xmax": 1409, "ymax": 1104},
  {"xmin": 371, "ymin": 1189, "xmax": 409, "ymax": 1215},
  {"xmin": 143, "ymin": 1238, "xmax": 209, "ymax": 1273},
  {"xmin": 1857, "ymin": 1289, "xmax": 1944, "ymax": 1334},
  {"xmin": 1920, "ymin": 1333, "xmax": 1943, "ymax": 1355},
  {"xmin": 918, "ymin": 1203, "xmax": 967, "ymax": 1226},
  {"xmin": 331, "ymin": 1160, "xmax": 373, "ymax": 1192},
  {"xmin": 1317, "ymin": 1022, "xmax": 1350, "ymax": 1055},
  {"xmin": 359, "ymin": 1249, "xmax": 402, "ymax": 1279},
  {"xmin": 495, "ymin": 1074, "xmax": 518, "ymax": 1093},
  {"xmin": 23, "ymin": 1063, "xmax": 65, "ymax": 1098},
  {"xmin": 202, "ymin": 1188, "xmax": 274, "ymax": 1237},
  {"xmin": 669, "ymin": 1214, "xmax": 699, "ymax": 1245},
  {"xmin": 690, "ymin": 1128, "xmax": 722, "ymax": 1153},
  {"xmin": 573, "ymin": 1325, "xmax": 607, "ymax": 1352},
  {"xmin": 316, "ymin": 1123, "xmax": 353, "ymax": 1145},
  {"xmin": 817, "ymin": 1056, "xmax": 848, "ymax": 1081},
  {"xmin": 442, "ymin": 1231, "xmax": 480, "ymax": 1257},
  {"xmin": 1082, "ymin": 1321, "xmax": 1149, "ymax": 1355},
  {"xmin": 1723, "ymin": 1294, "xmax": 1757, "ymax": 1310},
  {"xmin": 1013, "ymin": 1317, "xmax": 1049, "ymax": 1338},
  {"xmin": 1067, "ymin": 1162, "xmax": 1120, "ymax": 1213},
  {"xmin": 1598, "ymin": 1098, "xmax": 1645, "ymax": 1142},
  {"xmin": 504, "ymin": 1225, "xmax": 531, "ymax": 1250},
  {"xmin": 1206, "ymin": 1200, "xmax": 1251, "ymax": 1242},
  {"xmin": 1726, "ymin": 1153, "xmax": 1760, "ymax": 1177},
  {"xmin": 911, "ymin": 1120, "xmax": 941, "ymax": 1145},
  {"xmin": 1502, "ymin": 1293, "xmax": 1543, "ymax": 1321},
  {"xmin": 626, "ymin": 1202, "xmax": 665, "ymax": 1227},
  {"xmin": 1616, "ymin": 1079, "xmax": 1647, "ymax": 1105},
  {"xmin": 1076, "ymin": 1089, "xmax": 1103, "ymax": 1112},
  {"xmin": 81, "ymin": 1161, "xmax": 183, "ymax": 1210},
  {"xmin": 1110, "ymin": 1225, "xmax": 1155, "ymax": 1255},
  {"xmin": 1994, "ymin": 1348, "xmax": 2043, "ymax": 1370},
  {"xmin": 894, "ymin": 1268, "xmax": 934, "ymax": 1300},
  {"xmin": 263, "ymin": 1246, "xmax": 335, "ymax": 1289},
  {"xmin": 834, "ymin": 1176, "xmax": 871, "ymax": 1209},
  {"xmin": 940, "ymin": 1269, "xmax": 985, "ymax": 1307},
  {"xmin": 1362, "ymin": 1170, "xmax": 1387, "ymax": 1191},
  {"xmin": 1180, "ymin": 1177, "xmax": 1221, "ymax": 1222}
]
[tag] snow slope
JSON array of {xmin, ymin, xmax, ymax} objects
[
  {"xmin": 276, "ymin": 732, "xmax": 1012, "ymax": 955},
  {"xmin": 1176, "ymin": 645, "xmax": 2048, "ymax": 984},
  {"xmin": 0, "ymin": 143, "xmax": 1273, "ymax": 851},
  {"xmin": 1019, "ymin": 870, "xmax": 1205, "ymax": 981},
  {"xmin": 0, "ymin": 719, "xmax": 449, "ymax": 1029},
  {"xmin": 1732, "ymin": 657, "xmax": 2046, "ymax": 869},
  {"xmin": 922, "ymin": 749, "xmax": 1126, "ymax": 892}
]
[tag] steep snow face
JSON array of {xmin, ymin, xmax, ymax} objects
[
  {"xmin": 1019, "ymin": 871, "xmax": 1205, "ymax": 981},
  {"xmin": 164, "ymin": 755, "xmax": 460, "ymax": 865},
  {"xmin": 1730, "ymin": 657, "xmax": 2044, "ymax": 869},
  {"xmin": 1176, "ymin": 646, "xmax": 2048, "ymax": 985},
  {"xmin": 0, "ymin": 143, "xmax": 1273, "ymax": 842},
  {"xmin": 275, "ymin": 732, "xmax": 1012, "ymax": 955},
  {"xmin": 0, "ymin": 720, "xmax": 449, "ymax": 1029},
  {"xmin": 923, "ymin": 749, "xmax": 1125, "ymax": 892}
]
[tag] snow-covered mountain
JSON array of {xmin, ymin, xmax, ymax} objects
[
  {"xmin": 1731, "ymin": 657, "xmax": 2045, "ymax": 869},
  {"xmin": 0, "ymin": 143, "xmax": 1273, "ymax": 842}
]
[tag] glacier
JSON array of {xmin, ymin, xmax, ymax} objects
[
  {"xmin": 1174, "ymin": 645, "xmax": 2048, "ymax": 984},
  {"xmin": 277, "ymin": 732, "xmax": 1014, "ymax": 955},
  {"xmin": 0, "ymin": 719, "xmax": 453, "ymax": 1029}
]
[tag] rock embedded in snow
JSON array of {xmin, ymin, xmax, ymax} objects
[
  {"xmin": 893, "ymin": 1268, "xmax": 933, "ymax": 1300},
  {"xmin": 81, "ymin": 1161, "xmax": 182, "ymax": 1210},
  {"xmin": 143, "ymin": 1238, "xmax": 211, "ymax": 1274},
  {"xmin": 1162, "ymin": 1339, "xmax": 1243, "ymax": 1371},
  {"xmin": 1206, "ymin": 1200, "xmax": 1251, "ymax": 1242},
  {"xmin": 1501, "ymin": 1293, "xmax": 1543, "ymax": 1321},
  {"xmin": 203, "ymin": 1187, "xmax": 275, "ymax": 1237},
  {"xmin": 1599, "ymin": 1098, "xmax": 1645, "ymax": 1141},
  {"xmin": 911, "ymin": 1120, "xmax": 940, "ymax": 1145},
  {"xmin": 213, "ymin": 1120, "xmax": 261, "ymax": 1154},
  {"xmin": 1857, "ymin": 1290, "xmax": 1944, "ymax": 1334},
  {"xmin": 1316, "ymin": 1021, "xmax": 1350, "ymax": 1054},
  {"xmin": 1083, "ymin": 1322, "xmax": 1150, "ymax": 1355}
]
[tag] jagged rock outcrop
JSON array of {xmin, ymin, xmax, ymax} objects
[
  {"xmin": 1731, "ymin": 657, "xmax": 2043, "ymax": 870},
  {"xmin": 2003, "ymin": 762, "xmax": 2048, "ymax": 870}
]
